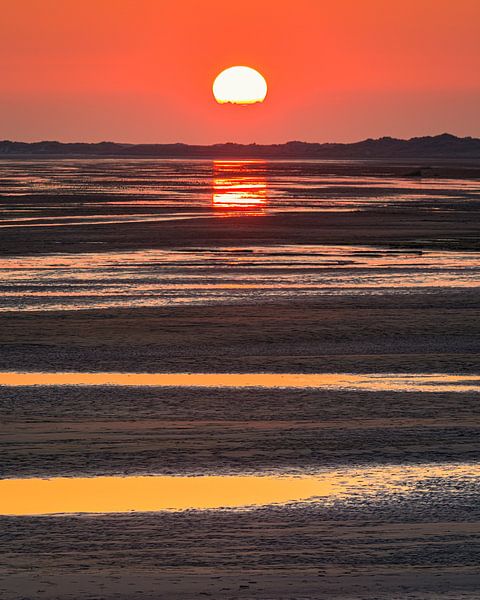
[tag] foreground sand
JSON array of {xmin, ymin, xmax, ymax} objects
[
  {"xmin": 2, "ymin": 501, "xmax": 480, "ymax": 599},
  {"xmin": 1, "ymin": 292, "xmax": 479, "ymax": 598}
]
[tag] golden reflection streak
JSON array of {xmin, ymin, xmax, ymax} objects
[
  {"xmin": 0, "ymin": 476, "xmax": 334, "ymax": 515},
  {"xmin": 0, "ymin": 372, "xmax": 479, "ymax": 392},
  {"xmin": 212, "ymin": 160, "xmax": 267, "ymax": 209},
  {"xmin": 1, "ymin": 464, "xmax": 478, "ymax": 516}
]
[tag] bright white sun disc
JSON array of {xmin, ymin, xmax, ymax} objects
[{"xmin": 213, "ymin": 66, "xmax": 267, "ymax": 105}]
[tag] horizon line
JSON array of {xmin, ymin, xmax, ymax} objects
[{"xmin": 2, "ymin": 132, "xmax": 480, "ymax": 146}]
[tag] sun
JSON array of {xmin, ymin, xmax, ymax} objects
[{"xmin": 213, "ymin": 66, "xmax": 267, "ymax": 105}]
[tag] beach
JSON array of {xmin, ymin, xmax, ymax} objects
[{"xmin": 1, "ymin": 159, "xmax": 480, "ymax": 598}]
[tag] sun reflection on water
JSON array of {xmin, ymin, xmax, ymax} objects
[{"xmin": 212, "ymin": 160, "xmax": 267, "ymax": 211}]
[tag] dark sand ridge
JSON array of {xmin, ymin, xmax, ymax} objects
[
  {"xmin": 1, "ymin": 208, "xmax": 480, "ymax": 255},
  {"xmin": 1, "ymin": 289, "xmax": 479, "ymax": 373},
  {"xmin": 2, "ymin": 387, "xmax": 479, "ymax": 478}
]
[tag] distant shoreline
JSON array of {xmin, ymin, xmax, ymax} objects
[{"xmin": 1, "ymin": 133, "xmax": 480, "ymax": 160}]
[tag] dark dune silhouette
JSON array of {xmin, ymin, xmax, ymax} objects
[{"xmin": 1, "ymin": 133, "xmax": 480, "ymax": 159}]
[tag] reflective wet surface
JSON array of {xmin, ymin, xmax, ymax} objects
[
  {"xmin": 213, "ymin": 161, "xmax": 267, "ymax": 211},
  {"xmin": 1, "ymin": 371, "xmax": 480, "ymax": 392},
  {"xmin": 1, "ymin": 159, "xmax": 480, "ymax": 226},
  {"xmin": 1, "ymin": 463, "xmax": 478, "ymax": 515},
  {"xmin": 0, "ymin": 245, "xmax": 478, "ymax": 311}
]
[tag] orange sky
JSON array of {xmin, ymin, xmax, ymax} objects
[{"xmin": 1, "ymin": 0, "xmax": 479, "ymax": 143}]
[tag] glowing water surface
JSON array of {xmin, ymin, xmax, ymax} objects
[
  {"xmin": 213, "ymin": 161, "xmax": 267, "ymax": 210},
  {"xmin": 2, "ymin": 159, "xmax": 479, "ymax": 208},
  {"xmin": 0, "ymin": 245, "xmax": 478, "ymax": 311},
  {"xmin": 1, "ymin": 372, "xmax": 479, "ymax": 392},
  {"xmin": 1, "ymin": 463, "xmax": 478, "ymax": 515}
]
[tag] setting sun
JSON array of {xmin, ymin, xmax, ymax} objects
[{"xmin": 213, "ymin": 66, "xmax": 267, "ymax": 105}]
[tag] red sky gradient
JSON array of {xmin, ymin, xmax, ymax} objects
[{"xmin": 1, "ymin": 0, "xmax": 479, "ymax": 144}]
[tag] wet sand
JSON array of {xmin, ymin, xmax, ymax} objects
[
  {"xmin": 1, "ymin": 159, "xmax": 479, "ymax": 598},
  {"xmin": 2, "ymin": 392, "xmax": 480, "ymax": 473},
  {"xmin": 2, "ymin": 208, "xmax": 480, "ymax": 255},
  {"xmin": 1, "ymin": 290, "xmax": 479, "ymax": 373},
  {"xmin": 2, "ymin": 489, "xmax": 480, "ymax": 599},
  {"xmin": 1, "ymin": 159, "xmax": 480, "ymax": 256},
  {"xmin": 1, "ymin": 297, "xmax": 479, "ymax": 598}
]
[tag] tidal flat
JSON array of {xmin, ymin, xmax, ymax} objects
[{"xmin": 1, "ymin": 159, "xmax": 479, "ymax": 599}]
